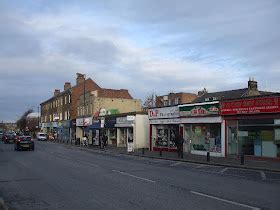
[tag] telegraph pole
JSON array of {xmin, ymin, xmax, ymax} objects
[{"xmin": 83, "ymin": 74, "xmax": 86, "ymax": 138}]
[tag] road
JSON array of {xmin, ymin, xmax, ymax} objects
[{"xmin": 0, "ymin": 140, "xmax": 280, "ymax": 210}]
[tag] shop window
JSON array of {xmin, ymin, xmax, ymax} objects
[
  {"xmin": 154, "ymin": 125, "xmax": 178, "ymax": 149},
  {"xmin": 191, "ymin": 124, "xmax": 221, "ymax": 153}
]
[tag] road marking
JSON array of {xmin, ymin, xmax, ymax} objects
[
  {"xmin": 219, "ymin": 167, "xmax": 228, "ymax": 173},
  {"xmin": 260, "ymin": 171, "xmax": 266, "ymax": 180},
  {"xmin": 56, "ymin": 154, "xmax": 70, "ymax": 159},
  {"xmin": 190, "ymin": 191, "xmax": 260, "ymax": 210},
  {"xmin": 112, "ymin": 170, "xmax": 156, "ymax": 183},
  {"xmin": 195, "ymin": 165, "xmax": 205, "ymax": 169},
  {"xmin": 170, "ymin": 162, "xmax": 182, "ymax": 167},
  {"xmin": 76, "ymin": 160, "xmax": 98, "ymax": 167}
]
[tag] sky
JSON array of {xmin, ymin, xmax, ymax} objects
[{"xmin": 0, "ymin": 0, "xmax": 280, "ymax": 122}]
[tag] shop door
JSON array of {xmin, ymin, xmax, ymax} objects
[
  {"xmin": 228, "ymin": 126, "xmax": 238, "ymax": 155},
  {"xmin": 184, "ymin": 126, "xmax": 191, "ymax": 152}
]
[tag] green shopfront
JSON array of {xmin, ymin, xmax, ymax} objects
[
  {"xmin": 221, "ymin": 95, "xmax": 280, "ymax": 158},
  {"xmin": 179, "ymin": 102, "xmax": 225, "ymax": 157}
]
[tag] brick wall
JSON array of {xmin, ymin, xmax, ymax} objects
[{"xmin": 70, "ymin": 79, "xmax": 101, "ymax": 120}]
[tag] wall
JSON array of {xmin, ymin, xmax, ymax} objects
[
  {"xmin": 71, "ymin": 79, "xmax": 101, "ymax": 120},
  {"xmin": 92, "ymin": 97, "xmax": 142, "ymax": 115},
  {"xmin": 135, "ymin": 114, "xmax": 149, "ymax": 149}
]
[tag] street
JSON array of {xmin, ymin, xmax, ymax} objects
[{"xmin": 0, "ymin": 141, "xmax": 280, "ymax": 210}]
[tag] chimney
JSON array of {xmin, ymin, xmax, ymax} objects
[
  {"xmin": 54, "ymin": 89, "xmax": 60, "ymax": 97},
  {"xmin": 64, "ymin": 82, "xmax": 71, "ymax": 91},
  {"xmin": 248, "ymin": 77, "xmax": 258, "ymax": 91},
  {"xmin": 76, "ymin": 73, "xmax": 85, "ymax": 85}
]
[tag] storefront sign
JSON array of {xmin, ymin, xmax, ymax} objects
[
  {"xmin": 127, "ymin": 115, "xmax": 135, "ymax": 121},
  {"xmin": 116, "ymin": 117, "xmax": 134, "ymax": 124},
  {"xmin": 221, "ymin": 96, "xmax": 280, "ymax": 115},
  {"xmin": 179, "ymin": 102, "xmax": 219, "ymax": 117},
  {"xmin": 148, "ymin": 106, "xmax": 179, "ymax": 119},
  {"xmin": 149, "ymin": 118, "xmax": 182, "ymax": 124},
  {"xmin": 76, "ymin": 117, "xmax": 93, "ymax": 126},
  {"xmin": 99, "ymin": 108, "xmax": 120, "ymax": 117}
]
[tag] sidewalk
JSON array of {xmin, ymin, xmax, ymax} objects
[{"xmin": 57, "ymin": 141, "xmax": 280, "ymax": 173}]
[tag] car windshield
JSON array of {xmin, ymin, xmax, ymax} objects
[
  {"xmin": 20, "ymin": 136, "xmax": 31, "ymax": 141},
  {"xmin": 39, "ymin": 134, "xmax": 46, "ymax": 136}
]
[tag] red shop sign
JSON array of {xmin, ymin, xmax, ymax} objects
[{"xmin": 221, "ymin": 96, "xmax": 280, "ymax": 115}]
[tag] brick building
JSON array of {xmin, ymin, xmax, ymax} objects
[
  {"xmin": 156, "ymin": 92, "xmax": 197, "ymax": 107},
  {"xmin": 40, "ymin": 73, "xmax": 142, "ymax": 142}
]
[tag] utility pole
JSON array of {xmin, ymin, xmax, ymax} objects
[
  {"xmin": 83, "ymin": 74, "xmax": 86, "ymax": 138},
  {"xmin": 38, "ymin": 106, "xmax": 40, "ymax": 131}
]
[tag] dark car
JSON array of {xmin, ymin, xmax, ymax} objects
[
  {"xmin": 14, "ymin": 136, "xmax": 34, "ymax": 151},
  {"xmin": 2, "ymin": 132, "xmax": 17, "ymax": 144}
]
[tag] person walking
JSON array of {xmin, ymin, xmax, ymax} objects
[
  {"xmin": 175, "ymin": 131, "xmax": 184, "ymax": 158},
  {"xmin": 103, "ymin": 134, "xmax": 108, "ymax": 149}
]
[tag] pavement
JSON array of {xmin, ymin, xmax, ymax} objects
[{"xmin": 57, "ymin": 140, "xmax": 280, "ymax": 173}]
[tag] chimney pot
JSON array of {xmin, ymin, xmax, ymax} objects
[
  {"xmin": 64, "ymin": 82, "xmax": 71, "ymax": 91},
  {"xmin": 76, "ymin": 73, "xmax": 85, "ymax": 85},
  {"xmin": 54, "ymin": 89, "xmax": 60, "ymax": 97}
]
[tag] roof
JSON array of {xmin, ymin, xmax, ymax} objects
[
  {"xmin": 97, "ymin": 88, "xmax": 133, "ymax": 99},
  {"xmin": 193, "ymin": 88, "xmax": 276, "ymax": 103}
]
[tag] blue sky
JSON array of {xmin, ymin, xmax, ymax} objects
[{"xmin": 0, "ymin": 0, "xmax": 279, "ymax": 122}]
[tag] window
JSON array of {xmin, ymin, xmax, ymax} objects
[
  {"xmin": 175, "ymin": 98, "xmax": 179, "ymax": 104},
  {"xmin": 163, "ymin": 101, "xmax": 168, "ymax": 106},
  {"xmin": 65, "ymin": 96, "xmax": 67, "ymax": 105},
  {"xmin": 61, "ymin": 98, "xmax": 63, "ymax": 106},
  {"xmin": 60, "ymin": 112, "xmax": 62, "ymax": 120},
  {"xmin": 168, "ymin": 99, "xmax": 172, "ymax": 106},
  {"xmin": 68, "ymin": 95, "xmax": 71, "ymax": 104},
  {"xmin": 191, "ymin": 124, "xmax": 221, "ymax": 153},
  {"xmin": 77, "ymin": 107, "xmax": 80, "ymax": 117}
]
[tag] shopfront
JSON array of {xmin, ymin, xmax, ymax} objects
[
  {"xmin": 179, "ymin": 102, "xmax": 225, "ymax": 157},
  {"xmin": 104, "ymin": 117, "xmax": 117, "ymax": 146},
  {"xmin": 115, "ymin": 116, "xmax": 134, "ymax": 148},
  {"xmin": 149, "ymin": 106, "xmax": 181, "ymax": 152},
  {"xmin": 76, "ymin": 117, "xmax": 92, "ymax": 142},
  {"xmin": 221, "ymin": 95, "xmax": 280, "ymax": 158},
  {"xmin": 115, "ymin": 114, "xmax": 149, "ymax": 150},
  {"xmin": 87, "ymin": 120, "xmax": 101, "ymax": 146}
]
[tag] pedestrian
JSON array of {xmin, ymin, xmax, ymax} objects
[
  {"xmin": 82, "ymin": 135, "xmax": 88, "ymax": 147},
  {"xmin": 103, "ymin": 133, "xmax": 108, "ymax": 149},
  {"xmin": 175, "ymin": 132, "xmax": 184, "ymax": 158}
]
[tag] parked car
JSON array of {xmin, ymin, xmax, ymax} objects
[
  {"xmin": 14, "ymin": 136, "xmax": 34, "ymax": 151},
  {"xmin": 36, "ymin": 132, "xmax": 47, "ymax": 141},
  {"xmin": 2, "ymin": 131, "xmax": 17, "ymax": 144}
]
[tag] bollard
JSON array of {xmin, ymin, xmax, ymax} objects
[
  {"xmin": 142, "ymin": 148, "xmax": 145, "ymax": 155},
  {"xmin": 159, "ymin": 149, "xmax": 162, "ymax": 157},
  {"xmin": 241, "ymin": 152, "xmax": 245, "ymax": 165},
  {"xmin": 207, "ymin": 151, "xmax": 210, "ymax": 162}
]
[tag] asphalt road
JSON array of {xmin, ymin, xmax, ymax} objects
[{"xmin": 0, "ymin": 140, "xmax": 280, "ymax": 210}]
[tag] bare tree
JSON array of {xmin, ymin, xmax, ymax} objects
[
  {"xmin": 16, "ymin": 109, "xmax": 33, "ymax": 131},
  {"xmin": 143, "ymin": 92, "xmax": 157, "ymax": 109}
]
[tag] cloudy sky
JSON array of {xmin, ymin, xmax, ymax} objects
[{"xmin": 0, "ymin": 0, "xmax": 279, "ymax": 122}]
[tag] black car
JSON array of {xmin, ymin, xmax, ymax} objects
[
  {"xmin": 14, "ymin": 136, "xmax": 34, "ymax": 151},
  {"xmin": 2, "ymin": 132, "xmax": 17, "ymax": 144}
]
